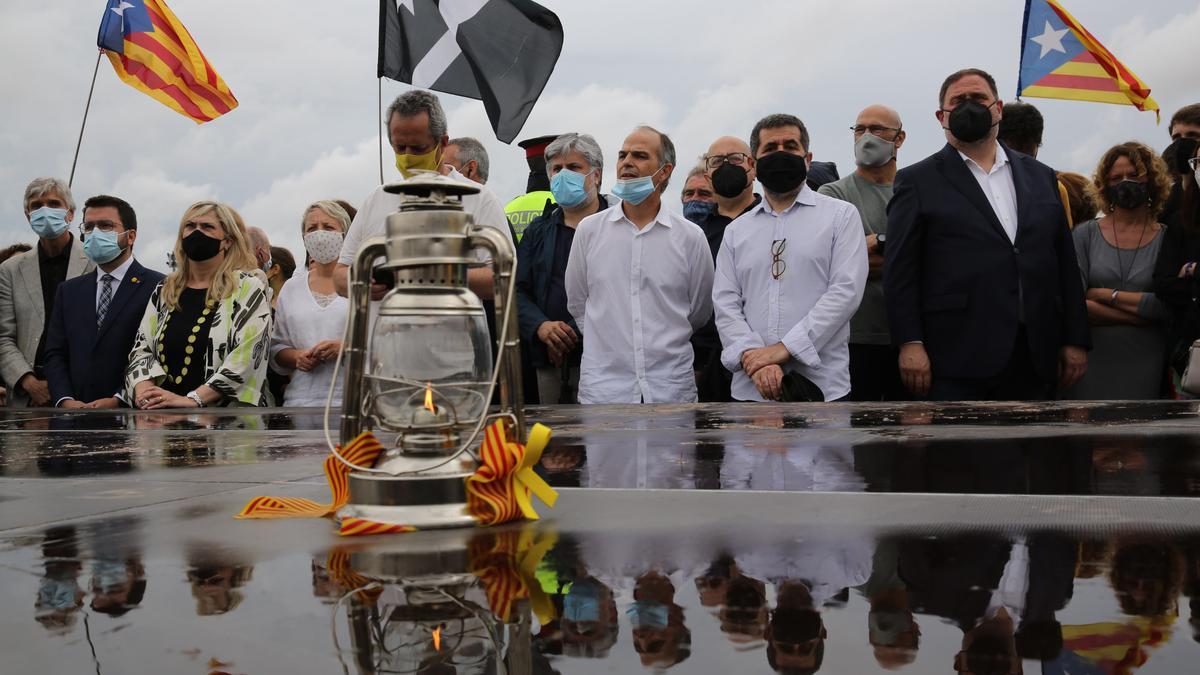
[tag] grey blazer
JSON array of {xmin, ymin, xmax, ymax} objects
[{"xmin": 0, "ymin": 240, "xmax": 95, "ymax": 406}]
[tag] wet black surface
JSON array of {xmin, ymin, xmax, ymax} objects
[{"xmin": 1, "ymin": 402, "xmax": 1200, "ymax": 673}]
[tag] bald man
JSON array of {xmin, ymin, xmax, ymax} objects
[
  {"xmin": 692, "ymin": 136, "xmax": 764, "ymax": 401},
  {"xmin": 818, "ymin": 105, "xmax": 906, "ymax": 401}
]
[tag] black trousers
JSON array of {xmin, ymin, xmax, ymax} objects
[
  {"xmin": 929, "ymin": 327, "xmax": 1052, "ymax": 401},
  {"xmin": 848, "ymin": 343, "xmax": 909, "ymax": 401}
]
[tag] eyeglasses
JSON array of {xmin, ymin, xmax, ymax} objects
[
  {"xmin": 851, "ymin": 124, "xmax": 902, "ymax": 139},
  {"xmin": 79, "ymin": 220, "xmax": 122, "ymax": 239},
  {"xmin": 771, "ymin": 239, "xmax": 787, "ymax": 280},
  {"xmin": 1189, "ymin": 156, "xmax": 1200, "ymax": 171},
  {"xmin": 705, "ymin": 152, "xmax": 751, "ymax": 170}
]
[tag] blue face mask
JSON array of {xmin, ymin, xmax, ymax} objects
[
  {"xmin": 83, "ymin": 229, "xmax": 126, "ymax": 264},
  {"xmin": 564, "ymin": 582, "xmax": 601, "ymax": 623},
  {"xmin": 29, "ymin": 206, "xmax": 70, "ymax": 239},
  {"xmin": 612, "ymin": 167, "xmax": 663, "ymax": 206},
  {"xmin": 627, "ymin": 600, "xmax": 670, "ymax": 629},
  {"xmin": 38, "ymin": 579, "xmax": 80, "ymax": 611},
  {"xmin": 92, "ymin": 559, "xmax": 130, "ymax": 591},
  {"xmin": 682, "ymin": 199, "xmax": 716, "ymax": 223},
  {"xmin": 551, "ymin": 169, "xmax": 590, "ymax": 208}
]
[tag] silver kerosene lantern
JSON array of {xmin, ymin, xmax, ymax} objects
[{"xmin": 336, "ymin": 173, "xmax": 524, "ymax": 530}]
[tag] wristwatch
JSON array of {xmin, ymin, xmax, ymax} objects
[{"xmin": 186, "ymin": 391, "xmax": 205, "ymax": 408}]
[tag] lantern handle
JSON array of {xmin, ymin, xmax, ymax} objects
[{"xmin": 469, "ymin": 225, "xmax": 526, "ymax": 444}]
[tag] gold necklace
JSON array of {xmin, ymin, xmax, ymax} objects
[{"xmin": 159, "ymin": 297, "xmax": 215, "ymax": 385}]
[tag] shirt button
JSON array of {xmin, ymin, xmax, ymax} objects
[{"xmin": 1013, "ymin": 246, "xmax": 1020, "ymax": 254}]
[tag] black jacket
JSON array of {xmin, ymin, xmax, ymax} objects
[
  {"xmin": 883, "ymin": 143, "xmax": 1090, "ymax": 382},
  {"xmin": 43, "ymin": 260, "xmax": 165, "ymax": 404}
]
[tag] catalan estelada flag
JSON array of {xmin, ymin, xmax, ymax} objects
[
  {"xmin": 1018, "ymin": 0, "xmax": 1158, "ymax": 119},
  {"xmin": 96, "ymin": 0, "xmax": 237, "ymax": 123}
]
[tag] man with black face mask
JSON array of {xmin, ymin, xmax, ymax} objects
[
  {"xmin": 819, "ymin": 105, "xmax": 906, "ymax": 401},
  {"xmin": 713, "ymin": 114, "xmax": 867, "ymax": 402},
  {"xmin": 883, "ymin": 68, "xmax": 1090, "ymax": 401},
  {"xmin": 691, "ymin": 136, "xmax": 763, "ymax": 401},
  {"xmin": 1160, "ymin": 103, "xmax": 1200, "ymax": 228}
]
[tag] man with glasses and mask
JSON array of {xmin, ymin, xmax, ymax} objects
[
  {"xmin": 713, "ymin": 114, "xmax": 867, "ymax": 402},
  {"xmin": 884, "ymin": 68, "xmax": 1089, "ymax": 401},
  {"xmin": 819, "ymin": 105, "xmax": 907, "ymax": 401},
  {"xmin": 335, "ymin": 89, "xmax": 510, "ymax": 302},
  {"xmin": 0, "ymin": 177, "xmax": 94, "ymax": 407},
  {"xmin": 43, "ymin": 195, "xmax": 164, "ymax": 409},
  {"xmin": 565, "ymin": 126, "xmax": 714, "ymax": 404}
]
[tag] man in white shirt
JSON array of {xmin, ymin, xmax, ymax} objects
[
  {"xmin": 565, "ymin": 126, "xmax": 715, "ymax": 404},
  {"xmin": 335, "ymin": 89, "xmax": 510, "ymax": 301},
  {"xmin": 714, "ymin": 114, "xmax": 868, "ymax": 402}
]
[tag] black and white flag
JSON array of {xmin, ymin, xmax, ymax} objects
[{"xmin": 379, "ymin": 0, "xmax": 563, "ymax": 143}]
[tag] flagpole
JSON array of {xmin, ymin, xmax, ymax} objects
[
  {"xmin": 378, "ymin": 78, "xmax": 385, "ymax": 184},
  {"xmin": 69, "ymin": 52, "xmax": 104, "ymax": 189}
]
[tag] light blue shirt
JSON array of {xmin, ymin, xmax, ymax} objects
[{"xmin": 713, "ymin": 185, "xmax": 867, "ymax": 401}]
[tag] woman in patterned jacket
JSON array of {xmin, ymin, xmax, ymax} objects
[{"xmin": 127, "ymin": 201, "xmax": 272, "ymax": 408}]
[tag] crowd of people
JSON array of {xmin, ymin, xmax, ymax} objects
[{"xmin": 2, "ymin": 67, "xmax": 1199, "ymax": 410}]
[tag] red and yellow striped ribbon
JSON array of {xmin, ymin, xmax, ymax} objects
[
  {"xmin": 467, "ymin": 421, "xmax": 558, "ymax": 525},
  {"xmin": 468, "ymin": 528, "xmax": 559, "ymax": 624},
  {"xmin": 236, "ymin": 432, "xmax": 385, "ymax": 520}
]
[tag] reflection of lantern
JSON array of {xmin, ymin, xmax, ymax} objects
[
  {"xmin": 330, "ymin": 530, "xmax": 533, "ymax": 675},
  {"xmin": 337, "ymin": 174, "xmax": 524, "ymax": 529}
]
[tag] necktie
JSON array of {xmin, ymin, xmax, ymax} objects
[{"xmin": 97, "ymin": 274, "xmax": 115, "ymax": 328}]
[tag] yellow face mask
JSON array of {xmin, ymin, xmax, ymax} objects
[{"xmin": 395, "ymin": 144, "xmax": 442, "ymax": 178}]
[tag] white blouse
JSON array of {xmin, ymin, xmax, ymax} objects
[{"xmin": 269, "ymin": 268, "xmax": 348, "ymax": 407}]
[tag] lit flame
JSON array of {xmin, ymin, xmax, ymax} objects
[
  {"xmin": 423, "ymin": 382, "xmax": 436, "ymax": 414},
  {"xmin": 432, "ymin": 625, "xmax": 442, "ymax": 652}
]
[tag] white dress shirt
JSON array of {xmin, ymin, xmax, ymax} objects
[
  {"xmin": 566, "ymin": 201, "xmax": 714, "ymax": 403},
  {"xmin": 94, "ymin": 256, "xmax": 135, "ymax": 308},
  {"xmin": 338, "ymin": 167, "xmax": 511, "ymax": 267},
  {"xmin": 713, "ymin": 186, "xmax": 867, "ymax": 401},
  {"xmin": 959, "ymin": 143, "xmax": 1019, "ymax": 243}
]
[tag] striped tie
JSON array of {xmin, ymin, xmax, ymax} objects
[{"xmin": 97, "ymin": 274, "xmax": 115, "ymax": 328}]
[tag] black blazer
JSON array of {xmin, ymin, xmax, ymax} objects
[
  {"xmin": 883, "ymin": 143, "xmax": 1090, "ymax": 382},
  {"xmin": 43, "ymin": 260, "xmax": 165, "ymax": 404}
]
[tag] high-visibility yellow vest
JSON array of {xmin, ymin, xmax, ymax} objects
[{"xmin": 505, "ymin": 191, "xmax": 554, "ymax": 242}]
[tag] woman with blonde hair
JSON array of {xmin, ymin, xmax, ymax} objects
[
  {"xmin": 269, "ymin": 200, "xmax": 351, "ymax": 407},
  {"xmin": 1063, "ymin": 142, "xmax": 1172, "ymax": 399},
  {"xmin": 126, "ymin": 201, "xmax": 272, "ymax": 408}
]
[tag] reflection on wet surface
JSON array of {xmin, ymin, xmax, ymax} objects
[
  {"xmin": 3, "ymin": 404, "xmax": 1200, "ymax": 672},
  {"xmin": 4, "ymin": 516, "xmax": 1200, "ymax": 673}
]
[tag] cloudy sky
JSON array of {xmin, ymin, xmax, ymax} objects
[{"xmin": 2, "ymin": 0, "xmax": 1197, "ymax": 270}]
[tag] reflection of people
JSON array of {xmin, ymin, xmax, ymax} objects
[
  {"xmin": 35, "ymin": 526, "xmax": 85, "ymax": 632},
  {"xmin": 765, "ymin": 581, "xmax": 827, "ymax": 673},
  {"xmin": 89, "ymin": 556, "xmax": 146, "ymax": 617},
  {"xmin": 186, "ymin": 547, "xmax": 254, "ymax": 615},
  {"xmin": 561, "ymin": 576, "xmax": 619, "ymax": 658},
  {"xmin": 630, "ymin": 571, "xmax": 691, "ymax": 670},
  {"xmin": 856, "ymin": 538, "xmax": 920, "ymax": 670}
]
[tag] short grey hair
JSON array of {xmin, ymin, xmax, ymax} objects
[
  {"xmin": 447, "ymin": 137, "xmax": 490, "ymax": 182},
  {"xmin": 23, "ymin": 177, "xmax": 75, "ymax": 212},
  {"xmin": 634, "ymin": 125, "xmax": 676, "ymax": 192},
  {"xmin": 681, "ymin": 162, "xmax": 709, "ymax": 196},
  {"xmin": 545, "ymin": 133, "xmax": 605, "ymax": 176},
  {"xmin": 301, "ymin": 200, "xmax": 352, "ymax": 235},
  {"xmin": 750, "ymin": 113, "xmax": 810, "ymax": 156},
  {"xmin": 386, "ymin": 89, "xmax": 447, "ymax": 141}
]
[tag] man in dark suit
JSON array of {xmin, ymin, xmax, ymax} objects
[
  {"xmin": 884, "ymin": 68, "xmax": 1089, "ymax": 401},
  {"xmin": 44, "ymin": 195, "xmax": 165, "ymax": 408}
]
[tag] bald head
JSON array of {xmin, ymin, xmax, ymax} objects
[
  {"xmin": 707, "ymin": 135, "xmax": 751, "ymax": 157},
  {"xmin": 857, "ymin": 104, "xmax": 902, "ymax": 129},
  {"xmin": 247, "ymin": 226, "xmax": 271, "ymax": 270},
  {"xmin": 705, "ymin": 135, "xmax": 757, "ymax": 202}
]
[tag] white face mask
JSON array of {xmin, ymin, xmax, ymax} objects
[{"xmin": 304, "ymin": 230, "xmax": 344, "ymax": 265}]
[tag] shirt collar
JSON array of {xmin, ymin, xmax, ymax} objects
[
  {"xmin": 751, "ymin": 184, "xmax": 816, "ymax": 216},
  {"xmin": 98, "ymin": 255, "xmax": 135, "ymax": 283},
  {"xmin": 957, "ymin": 142, "xmax": 1008, "ymax": 173},
  {"xmin": 610, "ymin": 198, "xmax": 673, "ymax": 229}
]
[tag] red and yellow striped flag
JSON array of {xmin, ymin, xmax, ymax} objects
[
  {"xmin": 1018, "ymin": 0, "xmax": 1158, "ymax": 119},
  {"xmin": 96, "ymin": 0, "xmax": 238, "ymax": 123}
]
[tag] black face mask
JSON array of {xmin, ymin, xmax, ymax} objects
[
  {"xmin": 181, "ymin": 229, "xmax": 224, "ymax": 262},
  {"xmin": 1106, "ymin": 180, "xmax": 1150, "ymax": 210},
  {"xmin": 946, "ymin": 100, "xmax": 997, "ymax": 144},
  {"xmin": 1164, "ymin": 138, "xmax": 1199, "ymax": 175},
  {"xmin": 755, "ymin": 151, "xmax": 808, "ymax": 195},
  {"xmin": 711, "ymin": 163, "xmax": 750, "ymax": 198}
]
